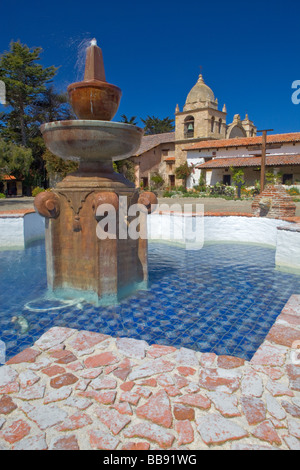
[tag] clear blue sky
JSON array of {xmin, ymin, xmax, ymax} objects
[{"xmin": 0, "ymin": 0, "xmax": 299, "ymax": 134}]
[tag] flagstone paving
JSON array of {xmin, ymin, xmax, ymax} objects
[{"xmin": 0, "ymin": 295, "xmax": 299, "ymax": 450}]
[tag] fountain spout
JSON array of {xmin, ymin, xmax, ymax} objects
[
  {"xmin": 67, "ymin": 38, "xmax": 121, "ymax": 121},
  {"xmin": 83, "ymin": 39, "xmax": 106, "ymax": 82}
]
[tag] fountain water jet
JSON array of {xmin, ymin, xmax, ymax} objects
[{"xmin": 34, "ymin": 40, "xmax": 157, "ymax": 305}]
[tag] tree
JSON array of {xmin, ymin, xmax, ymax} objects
[
  {"xmin": 150, "ymin": 172, "xmax": 164, "ymax": 189},
  {"xmin": 119, "ymin": 114, "xmax": 138, "ymax": 125},
  {"xmin": 42, "ymin": 149, "xmax": 78, "ymax": 187},
  {"xmin": 0, "ymin": 138, "xmax": 33, "ymax": 180},
  {"xmin": 29, "ymin": 85, "xmax": 74, "ymax": 126},
  {"xmin": 114, "ymin": 158, "xmax": 135, "ymax": 183},
  {"xmin": 230, "ymin": 167, "xmax": 245, "ymax": 198},
  {"xmin": 0, "ymin": 41, "xmax": 57, "ymax": 147},
  {"xmin": 175, "ymin": 162, "xmax": 192, "ymax": 189},
  {"xmin": 141, "ymin": 115, "xmax": 174, "ymax": 135}
]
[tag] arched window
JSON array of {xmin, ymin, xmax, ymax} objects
[
  {"xmin": 211, "ymin": 116, "xmax": 215, "ymax": 133},
  {"xmin": 184, "ymin": 116, "xmax": 194, "ymax": 138},
  {"xmin": 218, "ymin": 119, "xmax": 222, "ymax": 133}
]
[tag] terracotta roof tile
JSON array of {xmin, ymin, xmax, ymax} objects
[
  {"xmin": 2, "ymin": 175, "xmax": 16, "ymax": 180},
  {"xmin": 133, "ymin": 132, "xmax": 175, "ymax": 156},
  {"xmin": 185, "ymin": 132, "xmax": 300, "ymax": 151},
  {"xmin": 196, "ymin": 154, "xmax": 300, "ymax": 169}
]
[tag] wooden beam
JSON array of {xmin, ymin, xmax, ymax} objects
[{"xmin": 257, "ymin": 129, "xmax": 273, "ymax": 192}]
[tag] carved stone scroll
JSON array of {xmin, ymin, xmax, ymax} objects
[
  {"xmin": 34, "ymin": 191, "xmax": 60, "ymax": 219},
  {"xmin": 137, "ymin": 191, "xmax": 158, "ymax": 214}
]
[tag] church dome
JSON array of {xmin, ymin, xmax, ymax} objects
[{"xmin": 185, "ymin": 74, "xmax": 215, "ymax": 105}]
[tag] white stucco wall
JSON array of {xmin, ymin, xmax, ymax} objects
[
  {"xmin": 24, "ymin": 212, "xmax": 45, "ymax": 245},
  {"xmin": 275, "ymin": 227, "xmax": 300, "ymax": 272},
  {"xmin": 148, "ymin": 213, "xmax": 292, "ymax": 249},
  {"xmin": 0, "ymin": 216, "xmax": 25, "ymax": 249},
  {"xmin": 0, "ymin": 212, "xmax": 45, "ymax": 249}
]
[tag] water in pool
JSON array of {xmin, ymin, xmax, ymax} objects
[{"xmin": 1, "ymin": 241, "xmax": 300, "ymax": 361}]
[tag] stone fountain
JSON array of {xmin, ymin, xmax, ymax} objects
[{"xmin": 34, "ymin": 39, "xmax": 157, "ymax": 304}]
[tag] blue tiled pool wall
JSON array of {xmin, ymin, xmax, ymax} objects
[{"xmin": 1, "ymin": 240, "xmax": 300, "ymax": 361}]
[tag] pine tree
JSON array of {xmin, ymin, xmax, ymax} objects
[
  {"xmin": 141, "ymin": 115, "xmax": 174, "ymax": 135},
  {"xmin": 0, "ymin": 41, "xmax": 57, "ymax": 147}
]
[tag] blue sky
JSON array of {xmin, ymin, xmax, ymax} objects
[{"xmin": 0, "ymin": 0, "xmax": 299, "ymax": 133}]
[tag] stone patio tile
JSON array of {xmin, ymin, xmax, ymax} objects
[
  {"xmin": 251, "ymin": 420, "xmax": 282, "ymax": 445},
  {"xmin": 94, "ymin": 406, "xmax": 131, "ymax": 435},
  {"xmin": 116, "ymin": 337, "xmax": 148, "ymax": 360},
  {"xmin": 0, "ymin": 365, "xmax": 18, "ymax": 389},
  {"xmin": 0, "ymin": 419, "xmax": 31, "ymax": 444},
  {"xmin": 34, "ymin": 327, "xmax": 75, "ymax": 351},
  {"xmin": 55, "ymin": 411, "xmax": 93, "ymax": 431},
  {"xmin": 241, "ymin": 370, "xmax": 264, "ymax": 397},
  {"xmin": 6, "ymin": 348, "xmax": 41, "ymax": 365},
  {"xmin": 175, "ymin": 393, "xmax": 211, "ymax": 410},
  {"xmin": 250, "ymin": 343, "xmax": 287, "ymax": 367},
  {"xmin": 84, "ymin": 352, "xmax": 119, "ymax": 369},
  {"xmin": 175, "ymin": 420, "xmax": 194, "ymax": 446},
  {"xmin": 50, "ymin": 373, "xmax": 78, "ymax": 389},
  {"xmin": 266, "ymin": 324, "xmax": 300, "ymax": 348},
  {"xmin": 240, "ymin": 396, "xmax": 266, "ymax": 425},
  {"xmin": 49, "ymin": 434, "xmax": 80, "ymax": 450},
  {"xmin": 0, "ymin": 395, "xmax": 17, "ymax": 415},
  {"xmin": 266, "ymin": 394, "xmax": 287, "ymax": 420},
  {"xmin": 136, "ymin": 390, "xmax": 172, "ymax": 428},
  {"xmin": 147, "ymin": 345, "xmax": 177, "ymax": 359},
  {"xmin": 123, "ymin": 422, "xmax": 175, "ymax": 448},
  {"xmin": 196, "ymin": 414, "xmax": 248, "ymax": 446},
  {"xmin": 89, "ymin": 429, "xmax": 120, "ymax": 450},
  {"xmin": 12, "ymin": 433, "xmax": 48, "ymax": 450},
  {"xmin": 287, "ymin": 418, "xmax": 300, "ymax": 438},
  {"xmin": 128, "ymin": 358, "xmax": 175, "ymax": 381},
  {"xmin": 208, "ymin": 391, "xmax": 241, "ymax": 417},
  {"xmin": 176, "ymin": 348, "xmax": 199, "ymax": 367},
  {"xmin": 198, "ymin": 368, "xmax": 241, "ymax": 393},
  {"xmin": 22, "ymin": 404, "xmax": 68, "ymax": 430},
  {"xmin": 67, "ymin": 330, "xmax": 110, "ymax": 356}
]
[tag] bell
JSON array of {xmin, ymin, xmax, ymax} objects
[{"xmin": 188, "ymin": 124, "xmax": 194, "ymax": 131}]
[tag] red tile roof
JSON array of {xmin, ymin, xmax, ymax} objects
[
  {"xmin": 185, "ymin": 132, "xmax": 300, "ymax": 151},
  {"xmin": 133, "ymin": 132, "xmax": 175, "ymax": 156},
  {"xmin": 196, "ymin": 154, "xmax": 300, "ymax": 169},
  {"xmin": 2, "ymin": 175, "xmax": 16, "ymax": 180}
]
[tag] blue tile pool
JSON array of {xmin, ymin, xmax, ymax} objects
[{"xmin": 1, "ymin": 240, "xmax": 300, "ymax": 361}]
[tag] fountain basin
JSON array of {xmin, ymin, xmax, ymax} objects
[
  {"xmin": 40, "ymin": 120, "xmax": 143, "ymax": 162},
  {"xmin": 67, "ymin": 80, "xmax": 122, "ymax": 121}
]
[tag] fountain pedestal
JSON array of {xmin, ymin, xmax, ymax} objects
[{"xmin": 34, "ymin": 40, "xmax": 157, "ymax": 304}]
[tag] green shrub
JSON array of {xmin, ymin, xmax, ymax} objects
[
  {"xmin": 0, "ymin": 193, "xmax": 5, "ymax": 199},
  {"xmin": 32, "ymin": 186, "xmax": 45, "ymax": 197},
  {"xmin": 150, "ymin": 173, "xmax": 164, "ymax": 189},
  {"xmin": 287, "ymin": 187, "xmax": 300, "ymax": 195},
  {"xmin": 163, "ymin": 190, "xmax": 175, "ymax": 197}
]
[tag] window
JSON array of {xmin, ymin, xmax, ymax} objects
[
  {"xmin": 282, "ymin": 174, "xmax": 293, "ymax": 185},
  {"xmin": 169, "ymin": 175, "xmax": 175, "ymax": 187},
  {"xmin": 184, "ymin": 116, "xmax": 194, "ymax": 138},
  {"xmin": 223, "ymin": 175, "xmax": 231, "ymax": 185},
  {"xmin": 162, "ymin": 149, "xmax": 169, "ymax": 157},
  {"xmin": 218, "ymin": 119, "xmax": 222, "ymax": 133},
  {"xmin": 142, "ymin": 177, "xmax": 149, "ymax": 188},
  {"xmin": 211, "ymin": 116, "xmax": 215, "ymax": 133}
]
